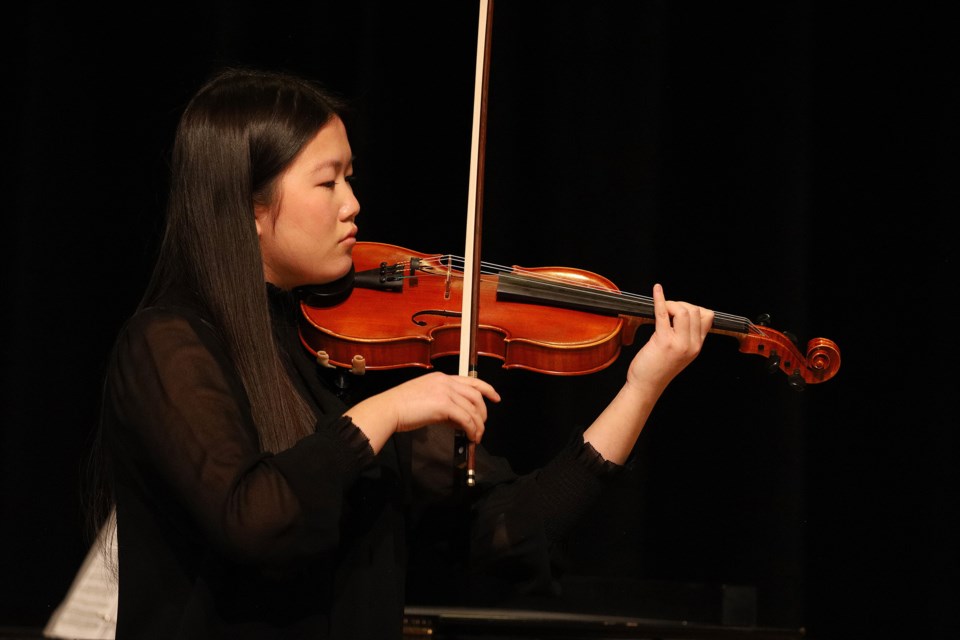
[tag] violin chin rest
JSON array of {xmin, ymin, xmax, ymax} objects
[{"xmin": 295, "ymin": 265, "xmax": 356, "ymax": 307}]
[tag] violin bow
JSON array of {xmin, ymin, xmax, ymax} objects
[{"xmin": 457, "ymin": 0, "xmax": 495, "ymax": 487}]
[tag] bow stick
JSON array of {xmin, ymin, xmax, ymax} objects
[{"xmin": 457, "ymin": 0, "xmax": 494, "ymax": 487}]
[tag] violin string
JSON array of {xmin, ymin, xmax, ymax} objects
[
  {"xmin": 413, "ymin": 255, "xmax": 756, "ymax": 329},
  {"xmin": 395, "ymin": 255, "xmax": 758, "ymax": 333}
]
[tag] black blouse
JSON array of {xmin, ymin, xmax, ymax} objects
[{"xmin": 101, "ymin": 284, "xmax": 619, "ymax": 639}]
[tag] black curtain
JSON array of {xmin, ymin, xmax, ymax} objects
[{"xmin": 2, "ymin": 3, "xmax": 956, "ymax": 638}]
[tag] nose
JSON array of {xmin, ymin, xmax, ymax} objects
[{"xmin": 340, "ymin": 187, "xmax": 360, "ymax": 220}]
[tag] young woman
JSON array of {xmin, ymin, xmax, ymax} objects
[{"xmin": 90, "ymin": 67, "xmax": 713, "ymax": 639}]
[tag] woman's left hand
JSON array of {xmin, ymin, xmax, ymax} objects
[{"xmin": 625, "ymin": 283, "xmax": 714, "ymax": 395}]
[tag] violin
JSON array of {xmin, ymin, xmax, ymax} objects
[{"xmin": 298, "ymin": 241, "xmax": 841, "ymax": 389}]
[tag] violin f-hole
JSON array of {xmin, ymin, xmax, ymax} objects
[{"xmin": 411, "ymin": 309, "xmax": 463, "ymax": 326}]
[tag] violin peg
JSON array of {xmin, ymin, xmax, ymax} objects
[
  {"xmin": 350, "ymin": 355, "xmax": 366, "ymax": 376},
  {"xmin": 766, "ymin": 352, "xmax": 782, "ymax": 375},
  {"xmin": 754, "ymin": 313, "xmax": 772, "ymax": 327},
  {"xmin": 787, "ymin": 370, "xmax": 806, "ymax": 391},
  {"xmin": 315, "ymin": 350, "xmax": 335, "ymax": 368}
]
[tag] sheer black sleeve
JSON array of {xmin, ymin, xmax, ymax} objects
[
  {"xmin": 404, "ymin": 425, "xmax": 622, "ymax": 605},
  {"xmin": 104, "ymin": 305, "xmax": 373, "ymax": 573},
  {"xmin": 464, "ymin": 436, "xmax": 622, "ymax": 600}
]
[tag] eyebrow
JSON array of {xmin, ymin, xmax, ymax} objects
[{"xmin": 311, "ymin": 156, "xmax": 355, "ymax": 173}]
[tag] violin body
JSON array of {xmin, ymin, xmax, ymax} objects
[
  {"xmin": 300, "ymin": 242, "xmax": 639, "ymax": 375},
  {"xmin": 299, "ymin": 242, "xmax": 841, "ymax": 387}
]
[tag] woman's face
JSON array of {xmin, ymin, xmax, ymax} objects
[{"xmin": 255, "ymin": 117, "xmax": 360, "ymax": 290}]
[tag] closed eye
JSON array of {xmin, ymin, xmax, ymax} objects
[{"xmin": 319, "ymin": 175, "xmax": 356, "ymax": 189}]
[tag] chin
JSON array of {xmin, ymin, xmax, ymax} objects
[{"xmin": 315, "ymin": 261, "xmax": 354, "ymax": 286}]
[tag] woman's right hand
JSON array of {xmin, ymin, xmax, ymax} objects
[{"xmin": 344, "ymin": 372, "xmax": 501, "ymax": 454}]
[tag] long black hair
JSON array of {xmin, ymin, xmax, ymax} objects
[
  {"xmin": 146, "ymin": 67, "xmax": 349, "ymax": 452},
  {"xmin": 87, "ymin": 67, "xmax": 349, "ymax": 543}
]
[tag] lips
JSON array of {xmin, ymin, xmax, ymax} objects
[{"xmin": 340, "ymin": 227, "xmax": 358, "ymax": 244}]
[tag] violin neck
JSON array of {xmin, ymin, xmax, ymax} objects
[
  {"xmin": 496, "ymin": 272, "xmax": 747, "ymax": 333},
  {"xmin": 498, "ymin": 272, "xmax": 643, "ymax": 316}
]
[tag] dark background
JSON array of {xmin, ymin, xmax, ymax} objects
[{"xmin": 2, "ymin": 2, "xmax": 956, "ymax": 639}]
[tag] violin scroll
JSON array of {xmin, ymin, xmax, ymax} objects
[{"xmin": 723, "ymin": 323, "xmax": 840, "ymax": 389}]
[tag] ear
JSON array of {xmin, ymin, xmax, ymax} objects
[{"xmin": 253, "ymin": 203, "xmax": 268, "ymax": 238}]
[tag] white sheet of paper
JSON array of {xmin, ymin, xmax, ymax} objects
[{"xmin": 43, "ymin": 512, "xmax": 118, "ymax": 640}]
